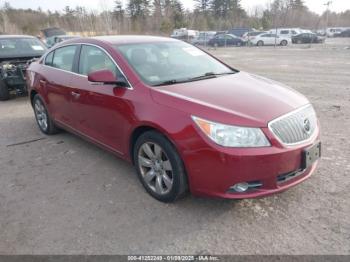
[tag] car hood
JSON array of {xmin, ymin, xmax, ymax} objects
[{"xmin": 150, "ymin": 71, "xmax": 309, "ymax": 127}]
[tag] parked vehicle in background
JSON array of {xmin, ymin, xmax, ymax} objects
[
  {"xmin": 171, "ymin": 28, "xmax": 199, "ymax": 42},
  {"xmin": 214, "ymin": 31, "xmax": 227, "ymax": 36},
  {"xmin": 49, "ymin": 35, "xmax": 81, "ymax": 48},
  {"xmin": 0, "ymin": 35, "xmax": 47, "ymax": 100},
  {"xmin": 326, "ymin": 27, "xmax": 346, "ymax": 37},
  {"xmin": 269, "ymin": 28, "xmax": 302, "ymax": 38},
  {"xmin": 292, "ymin": 33, "xmax": 325, "ymax": 44},
  {"xmin": 27, "ymin": 35, "xmax": 320, "ymax": 202},
  {"xmin": 208, "ymin": 34, "xmax": 245, "ymax": 47},
  {"xmin": 270, "ymin": 28, "xmax": 300, "ymax": 38},
  {"xmin": 242, "ymin": 31, "xmax": 267, "ymax": 44},
  {"xmin": 336, "ymin": 29, "xmax": 350, "ymax": 37},
  {"xmin": 192, "ymin": 31, "xmax": 216, "ymax": 46},
  {"xmin": 40, "ymin": 27, "xmax": 66, "ymax": 47},
  {"xmin": 228, "ymin": 28, "xmax": 253, "ymax": 37},
  {"xmin": 250, "ymin": 33, "xmax": 290, "ymax": 46}
]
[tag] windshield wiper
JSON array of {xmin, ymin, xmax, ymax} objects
[
  {"xmin": 154, "ymin": 79, "xmax": 181, "ymax": 86},
  {"xmin": 154, "ymin": 71, "xmax": 236, "ymax": 87},
  {"xmin": 187, "ymin": 71, "xmax": 236, "ymax": 82}
]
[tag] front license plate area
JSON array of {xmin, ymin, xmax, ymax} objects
[{"xmin": 302, "ymin": 142, "xmax": 321, "ymax": 169}]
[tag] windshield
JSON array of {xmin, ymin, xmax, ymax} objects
[
  {"xmin": 0, "ymin": 38, "xmax": 46, "ymax": 58},
  {"xmin": 115, "ymin": 41, "xmax": 235, "ymax": 86}
]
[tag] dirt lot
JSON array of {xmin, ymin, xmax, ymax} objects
[{"xmin": 0, "ymin": 38, "xmax": 349, "ymax": 255}]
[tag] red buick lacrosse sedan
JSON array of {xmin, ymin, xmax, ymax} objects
[{"xmin": 27, "ymin": 36, "xmax": 321, "ymax": 202}]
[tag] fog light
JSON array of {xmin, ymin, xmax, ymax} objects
[{"xmin": 231, "ymin": 182, "xmax": 249, "ymax": 193}]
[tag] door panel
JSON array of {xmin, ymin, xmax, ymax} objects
[
  {"xmin": 43, "ymin": 66, "xmax": 73, "ymax": 124},
  {"xmin": 43, "ymin": 45, "xmax": 78, "ymax": 125},
  {"xmin": 69, "ymin": 45, "xmax": 133, "ymax": 154},
  {"xmin": 69, "ymin": 77, "xmax": 133, "ymax": 154}
]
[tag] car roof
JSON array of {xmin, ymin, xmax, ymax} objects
[
  {"xmin": 94, "ymin": 35, "xmax": 178, "ymax": 45},
  {"xmin": 0, "ymin": 35, "xmax": 37, "ymax": 39}
]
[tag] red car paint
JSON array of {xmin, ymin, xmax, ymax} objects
[{"xmin": 27, "ymin": 36, "xmax": 320, "ymax": 199}]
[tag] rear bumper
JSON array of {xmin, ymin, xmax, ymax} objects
[{"xmin": 180, "ymin": 127, "xmax": 320, "ymax": 199}]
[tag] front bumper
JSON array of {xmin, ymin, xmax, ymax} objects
[{"xmin": 181, "ymin": 126, "xmax": 320, "ymax": 199}]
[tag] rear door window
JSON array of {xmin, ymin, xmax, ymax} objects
[{"xmin": 52, "ymin": 45, "xmax": 77, "ymax": 72}]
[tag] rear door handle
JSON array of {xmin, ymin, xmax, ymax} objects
[{"xmin": 71, "ymin": 91, "xmax": 81, "ymax": 98}]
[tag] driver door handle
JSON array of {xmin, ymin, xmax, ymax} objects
[{"xmin": 71, "ymin": 91, "xmax": 81, "ymax": 98}]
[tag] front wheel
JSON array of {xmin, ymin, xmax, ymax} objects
[
  {"xmin": 257, "ymin": 41, "xmax": 264, "ymax": 46},
  {"xmin": 134, "ymin": 131, "xmax": 188, "ymax": 202},
  {"xmin": 33, "ymin": 95, "xmax": 60, "ymax": 135},
  {"xmin": 280, "ymin": 40, "xmax": 288, "ymax": 46},
  {"xmin": 0, "ymin": 79, "xmax": 10, "ymax": 101}
]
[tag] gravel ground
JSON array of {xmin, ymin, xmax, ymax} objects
[{"xmin": 0, "ymin": 38, "xmax": 349, "ymax": 255}]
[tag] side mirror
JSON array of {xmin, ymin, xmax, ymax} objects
[{"xmin": 88, "ymin": 69, "xmax": 118, "ymax": 84}]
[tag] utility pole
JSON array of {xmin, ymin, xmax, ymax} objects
[{"xmin": 324, "ymin": 1, "xmax": 332, "ymax": 35}]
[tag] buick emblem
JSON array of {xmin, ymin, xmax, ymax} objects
[{"xmin": 303, "ymin": 118, "xmax": 311, "ymax": 134}]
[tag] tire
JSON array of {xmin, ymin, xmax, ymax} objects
[
  {"xmin": 0, "ymin": 79, "xmax": 10, "ymax": 101},
  {"xmin": 133, "ymin": 130, "xmax": 188, "ymax": 203},
  {"xmin": 33, "ymin": 94, "xmax": 60, "ymax": 135},
  {"xmin": 257, "ymin": 41, "xmax": 264, "ymax": 46},
  {"xmin": 281, "ymin": 40, "xmax": 288, "ymax": 46},
  {"xmin": 297, "ymin": 39, "xmax": 302, "ymax": 44},
  {"xmin": 236, "ymin": 41, "xmax": 242, "ymax": 47}
]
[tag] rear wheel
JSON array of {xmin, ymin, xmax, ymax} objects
[
  {"xmin": 33, "ymin": 95, "xmax": 60, "ymax": 135},
  {"xmin": 0, "ymin": 79, "xmax": 10, "ymax": 101},
  {"xmin": 281, "ymin": 40, "xmax": 288, "ymax": 46},
  {"xmin": 134, "ymin": 131, "xmax": 188, "ymax": 203},
  {"xmin": 257, "ymin": 41, "xmax": 264, "ymax": 46}
]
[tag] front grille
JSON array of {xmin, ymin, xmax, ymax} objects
[{"xmin": 268, "ymin": 104, "xmax": 317, "ymax": 146}]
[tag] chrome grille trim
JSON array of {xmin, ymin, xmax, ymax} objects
[{"xmin": 268, "ymin": 104, "xmax": 318, "ymax": 146}]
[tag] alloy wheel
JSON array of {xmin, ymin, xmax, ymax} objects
[
  {"xmin": 34, "ymin": 99, "xmax": 48, "ymax": 131},
  {"xmin": 138, "ymin": 142, "xmax": 174, "ymax": 195}
]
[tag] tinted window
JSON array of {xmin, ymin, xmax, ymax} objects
[
  {"xmin": 45, "ymin": 51, "xmax": 54, "ymax": 66},
  {"xmin": 52, "ymin": 45, "xmax": 77, "ymax": 72},
  {"xmin": 280, "ymin": 30, "xmax": 289, "ymax": 34},
  {"xmin": 78, "ymin": 45, "xmax": 124, "ymax": 80}
]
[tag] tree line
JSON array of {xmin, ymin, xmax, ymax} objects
[{"xmin": 0, "ymin": 0, "xmax": 349, "ymax": 36}]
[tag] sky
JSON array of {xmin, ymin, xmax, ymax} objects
[{"xmin": 2, "ymin": 0, "xmax": 350, "ymax": 15}]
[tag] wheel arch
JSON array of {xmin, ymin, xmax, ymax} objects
[
  {"xmin": 30, "ymin": 90, "xmax": 38, "ymax": 106},
  {"xmin": 128, "ymin": 124, "xmax": 181, "ymax": 166}
]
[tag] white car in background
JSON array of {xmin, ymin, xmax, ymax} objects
[
  {"xmin": 271, "ymin": 28, "xmax": 301, "ymax": 38},
  {"xmin": 250, "ymin": 33, "xmax": 290, "ymax": 46}
]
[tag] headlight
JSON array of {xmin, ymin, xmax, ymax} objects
[{"xmin": 192, "ymin": 116, "xmax": 270, "ymax": 147}]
